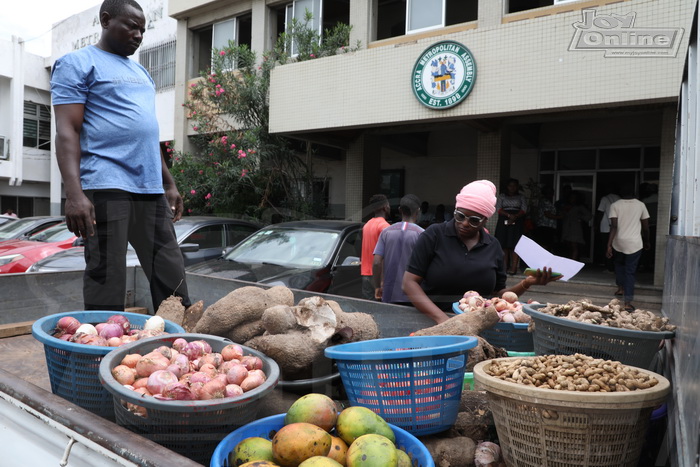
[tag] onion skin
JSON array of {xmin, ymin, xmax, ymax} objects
[
  {"xmin": 240, "ymin": 369, "xmax": 266, "ymax": 392},
  {"xmin": 135, "ymin": 355, "xmax": 169, "ymax": 378},
  {"xmin": 198, "ymin": 353, "xmax": 223, "ymax": 369},
  {"xmin": 188, "ymin": 371, "xmax": 212, "ymax": 385},
  {"xmin": 154, "ymin": 345, "xmax": 173, "ymax": 360},
  {"xmin": 107, "ymin": 314, "xmax": 131, "ymax": 334},
  {"xmin": 199, "ymin": 379, "xmax": 226, "ymax": 400},
  {"xmin": 59, "ymin": 333, "xmax": 73, "ymax": 341},
  {"xmin": 198, "ymin": 363, "xmax": 218, "ymax": 378},
  {"xmin": 99, "ymin": 323, "xmax": 125, "ymax": 340},
  {"xmin": 146, "ymin": 370, "xmax": 179, "ymax": 395},
  {"xmin": 121, "ymin": 353, "xmax": 141, "ymax": 368},
  {"xmin": 144, "ymin": 315, "xmax": 165, "ymax": 332},
  {"xmin": 225, "ymin": 384, "xmax": 244, "ymax": 398},
  {"xmin": 225, "ymin": 363, "xmax": 249, "ymax": 386},
  {"xmin": 132, "ymin": 378, "xmax": 149, "ymax": 390},
  {"xmin": 172, "ymin": 338, "xmax": 188, "ymax": 352},
  {"xmin": 112, "ymin": 365, "xmax": 136, "ymax": 386},
  {"xmin": 162, "ymin": 382, "xmax": 196, "ymax": 401},
  {"xmin": 71, "ymin": 333, "xmax": 108, "ymax": 346},
  {"xmin": 57, "ymin": 316, "xmax": 80, "ymax": 335},
  {"xmin": 240, "ymin": 355, "xmax": 263, "ymax": 371},
  {"xmin": 107, "ymin": 337, "xmax": 123, "ymax": 347},
  {"xmin": 221, "ymin": 344, "xmax": 244, "ymax": 361},
  {"xmin": 75, "ymin": 323, "xmax": 98, "ymax": 336}
]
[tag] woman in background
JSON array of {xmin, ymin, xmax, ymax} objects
[{"xmin": 494, "ymin": 178, "xmax": 528, "ymax": 275}]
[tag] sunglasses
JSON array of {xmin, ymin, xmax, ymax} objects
[{"xmin": 453, "ymin": 210, "xmax": 484, "ymax": 227}]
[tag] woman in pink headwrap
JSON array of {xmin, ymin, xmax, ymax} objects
[{"xmin": 403, "ymin": 180, "xmax": 558, "ymax": 324}]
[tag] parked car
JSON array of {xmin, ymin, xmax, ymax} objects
[
  {"xmin": 185, "ymin": 220, "xmax": 363, "ymax": 298},
  {"xmin": 0, "ymin": 216, "xmax": 65, "ymax": 242},
  {"xmin": 0, "ymin": 214, "xmax": 18, "ymax": 228},
  {"xmin": 26, "ymin": 216, "xmax": 260, "ymax": 273},
  {"xmin": 0, "ymin": 222, "xmax": 79, "ymax": 274}
]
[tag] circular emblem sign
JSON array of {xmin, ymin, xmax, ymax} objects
[{"xmin": 412, "ymin": 40, "xmax": 476, "ymax": 110}]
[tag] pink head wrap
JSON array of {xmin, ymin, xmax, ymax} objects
[{"xmin": 455, "ymin": 180, "xmax": 497, "ymax": 218}]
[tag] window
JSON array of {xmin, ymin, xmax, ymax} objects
[
  {"xmin": 226, "ymin": 225, "xmax": 258, "ymax": 247},
  {"xmin": 507, "ymin": 0, "xmax": 559, "ymax": 14},
  {"xmin": 377, "ymin": 0, "xmax": 477, "ymax": 41},
  {"xmin": 183, "ymin": 225, "xmax": 225, "ymax": 249},
  {"xmin": 274, "ymin": 1, "xmax": 350, "ymax": 55},
  {"xmin": 23, "ymin": 102, "xmax": 51, "ymax": 150},
  {"xmin": 139, "ymin": 40, "xmax": 176, "ymax": 91},
  {"xmin": 192, "ymin": 14, "xmax": 252, "ymax": 76}
]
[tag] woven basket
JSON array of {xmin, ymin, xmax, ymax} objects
[
  {"xmin": 524, "ymin": 304, "xmax": 675, "ymax": 369},
  {"xmin": 473, "ymin": 357, "xmax": 670, "ymax": 467}
]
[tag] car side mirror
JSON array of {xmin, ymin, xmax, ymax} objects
[
  {"xmin": 179, "ymin": 243, "xmax": 200, "ymax": 253},
  {"xmin": 340, "ymin": 256, "xmax": 360, "ymax": 266}
]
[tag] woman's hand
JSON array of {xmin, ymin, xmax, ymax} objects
[
  {"xmin": 402, "ymin": 272, "xmax": 450, "ymax": 324},
  {"xmin": 523, "ymin": 267, "xmax": 561, "ymax": 287}
]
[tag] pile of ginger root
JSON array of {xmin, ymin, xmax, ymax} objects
[{"xmin": 536, "ymin": 298, "xmax": 676, "ymax": 332}]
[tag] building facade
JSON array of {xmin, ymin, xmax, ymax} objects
[{"xmin": 168, "ymin": 0, "xmax": 696, "ymax": 286}]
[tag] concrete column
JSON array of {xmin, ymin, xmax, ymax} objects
[
  {"xmin": 478, "ymin": 0, "xmax": 505, "ymax": 29},
  {"xmin": 172, "ymin": 20, "xmax": 193, "ymax": 154},
  {"xmin": 349, "ymin": 0, "xmax": 372, "ymax": 49},
  {"xmin": 345, "ymin": 133, "xmax": 381, "ymax": 221},
  {"xmin": 250, "ymin": 0, "xmax": 268, "ymax": 56},
  {"xmin": 476, "ymin": 127, "xmax": 508, "ymax": 231},
  {"xmin": 654, "ymin": 105, "xmax": 676, "ymax": 286}
]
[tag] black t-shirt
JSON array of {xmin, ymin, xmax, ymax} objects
[{"xmin": 406, "ymin": 220, "xmax": 506, "ymax": 311}]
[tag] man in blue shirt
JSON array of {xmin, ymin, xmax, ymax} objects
[
  {"xmin": 372, "ymin": 195, "xmax": 424, "ymax": 304},
  {"xmin": 51, "ymin": 0, "xmax": 190, "ymax": 312}
]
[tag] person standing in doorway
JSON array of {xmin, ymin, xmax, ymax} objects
[
  {"xmin": 51, "ymin": 0, "xmax": 191, "ymax": 312},
  {"xmin": 372, "ymin": 194, "xmax": 424, "ymax": 304},
  {"xmin": 606, "ymin": 184, "xmax": 650, "ymax": 311},
  {"xmin": 597, "ymin": 187, "xmax": 620, "ymax": 271},
  {"xmin": 361, "ymin": 194, "xmax": 390, "ymax": 300},
  {"xmin": 494, "ymin": 178, "xmax": 528, "ymax": 275},
  {"xmin": 3, "ymin": 208, "xmax": 18, "ymax": 218}
]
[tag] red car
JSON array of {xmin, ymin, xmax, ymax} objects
[{"xmin": 0, "ymin": 222, "xmax": 79, "ymax": 274}]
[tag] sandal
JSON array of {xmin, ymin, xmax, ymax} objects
[
  {"xmin": 614, "ymin": 288, "xmax": 623, "ymax": 296},
  {"xmin": 624, "ymin": 303, "xmax": 635, "ymax": 312}
]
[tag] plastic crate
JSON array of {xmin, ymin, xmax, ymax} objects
[
  {"xmin": 523, "ymin": 304, "xmax": 675, "ymax": 370},
  {"xmin": 31, "ymin": 311, "xmax": 184, "ymax": 419},
  {"xmin": 99, "ymin": 333, "xmax": 279, "ymax": 464},
  {"xmin": 473, "ymin": 357, "xmax": 671, "ymax": 467},
  {"xmin": 209, "ymin": 413, "xmax": 435, "ymax": 467},
  {"xmin": 324, "ymin": 335, "xmax": 477, "ymax": 435},
  {"xmin": 453, "ymin": 302, "xmax": 534, "ymax": 352}
]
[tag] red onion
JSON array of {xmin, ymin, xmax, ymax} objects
[
  {"xmin": 221, "ymin": 344, "xmax": 244, "ymax": 361},
  {"xmin": 189, "ymin": 382, "xmax": 205, "ymax": 399},
  {"xmin": 166, "ymin": 364, "xmax": 183, "ymax": 379},
  {"xmin": 198, "ymin": 353, "xmax": 223, "ymax": 369},
  {"xmin": 170, "ymin": 354, "xmax": 190, "ymax": 374},
  {"xmin": 95, "ymin": 323, "xmax": 108, "ymax": 334},
  {"xmin": 121, "ymin": 354, "xmax": 141, "ymax": 368},
  {"xmin": 107, "ymin": 314, "xmax": 131, "ymax": 333},
  {"xmin": 182, "ymin": 342, "xmax": 204, "ymax": 360},
  {"xmin": 107, "ymin": 337, "xmax": 123, "ymax": 347},
  {"xmin": 240, "ymin": 355, "xmax": 263, "ymax": 371},
  {"xmin": 146, "ymin": 370, "xmax": 179, "ymax": 395},
  {"xmin": 172, "ymin": 338, "xmax": 188, "ymax": 352},
  {"xmin": 225, "ymin": 384, "xmax": 244, "ymax": 398},
  {"xmin": 188, "ymin": 371, "xmax": 212, "ymax": 385},
  {"xmin": 59, "ymin": 333, "xmax": 73, "ymax": 341},
  {"xmin": 199, "ymin": 379, "xmax": 226, "ymax": 400},
  {"xmin": 112, "ymin": 365, "xmax": 136, "ymax": 385},
  {"xmin": 154, "ymin": 345, "xmax": 173, "ymax": 360},
  {"xmin": 162, "ymin": 382, "xmax": 196, "ymax": 401},
  {"xmin": 99, "ymin": 323, "xmax": 124, "ymax": 340},
  {"xmin": 225, "ymin": 363, "xmax": 249, "ymax": 386},
  {"xmin": 70, "ymin": 333, "xmax": 108, "ymax": 346},
  {"xmin": 135, "ymin": 355, "xmax": 170, "ymax": 378},
  {"xmin": 132, "ymin": 378, "xmax": 148, "ymax": 390},
  {"xmin": 240, "ymin": 369, "xmax": 267, "ymax": 392},
  {"xmin": 191, "ymin": 340, "xmax": 212, "ymax": 354},
  {"xmin": 57, "ymin": 316, "xmax": 80, "ymax": 335}
]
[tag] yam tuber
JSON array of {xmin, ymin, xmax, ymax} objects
[
  {"xmin": 413, "ymin": 304, "xmax": 499, "ymax": 337},
  {"xmin": 193, "ymin": 285, "xmax": 294, "ymax": 336},
  {"xmin": 422, "ymin": 435, "xmax": 476, "ymax": 467},
  {"xmin": 155, "ymin": 295, "xmax": 186, "ymax": 325},
  {"xmin": 474, "ymin": 441, "xmax": 503, "ymax": 467}
]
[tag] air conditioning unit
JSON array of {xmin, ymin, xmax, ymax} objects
[{"xmin": 0, "ymin": 136, "xmax": 7, "ymax": 160}]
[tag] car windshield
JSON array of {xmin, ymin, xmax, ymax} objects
[
  {"xmin": 0, "ymin": 218, "xmax": 53, "ymax": 240},
  {"xmin": 29, "ymin": 224, "xmax": 74, "ymax": 242},
  {"xmin": 224, "ymin": 228, "xmax": 339, "ymax": 268}
]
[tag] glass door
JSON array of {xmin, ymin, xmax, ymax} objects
[{"xmin": 556, "ymin": 173, "xmax": 595, "ymax": 262}]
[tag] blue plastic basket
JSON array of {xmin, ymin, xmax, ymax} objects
[
  {"xmin": 210, "ymin": 413, "xmax": 435, "ymax": 467},
  {"xmin": 324, "ymin": 335, "xmax": 477, "ymax": 436},
  {"xmin": 452, "ymin": 302, "xmax": 534, "ymax": 352},
  {"xmin": 31, "ymin": 311, "xmax": 184, "ymax": 419}
]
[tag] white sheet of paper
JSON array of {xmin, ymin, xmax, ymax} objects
[{"xmin": 514, "ymin": 235, "xmax": 584, "ymax": 281}]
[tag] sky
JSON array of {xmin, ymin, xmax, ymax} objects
[{"xmin": 0, "ymin": 0, "xmax": 102, "ymax": 56}]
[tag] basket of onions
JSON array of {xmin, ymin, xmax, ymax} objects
[
  {"xmin": 98, "ymin": 333, "xmax": 279, "ymax": 465},
  {"xmin": 453, "ymin": 291, "xmax": 535, "ymax": 352},
  {"xmin": 31, "ymin": 311, "xmax": 185, "ymax": 419}
]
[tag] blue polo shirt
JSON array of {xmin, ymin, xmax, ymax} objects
[
  {"xmin": 50, "ymin": 46, "xmax": 163, "ymax": 194},
  {"xmin": 406, "ymin": 220, "xmax": 506, "ymax": 310}
]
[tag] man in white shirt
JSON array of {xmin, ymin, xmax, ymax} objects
[
  {"xmin": 597, "ymin": 189, "xmax": 620, "ymax": 271},
  {"xmin": 606, "ymin": 185, "xmax": 650, "ymax": 311}
]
